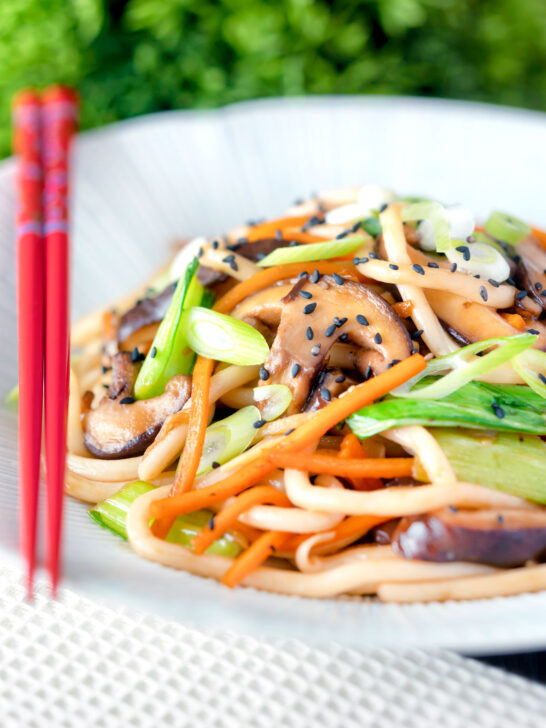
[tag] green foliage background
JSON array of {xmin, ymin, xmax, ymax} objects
[{"xmin": 2, "ymin": 0, "xmax": 546, "ymax": 156}]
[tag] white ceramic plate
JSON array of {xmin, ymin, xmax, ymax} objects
[{"xmin": 2, "ymin": 96, "xmax": 546, "ymax": 655}]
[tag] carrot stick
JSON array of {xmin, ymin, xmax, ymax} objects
[
  {"xmin": 221, "ymin": 530, "xmax": 290, "ymax": 588},
  {"xmin": 531, "ymin": 227, "xmax": 546, "ymax": 251},
  {"xmin": 150, "ymin": 354, "xmax": 425, "ymax": 523},
  {"xmin": 245, "ymin": 214, "xmax": 321, "ymax": 242},
  {"xmin": 170, "ymin": 356, "xmax": 213, "ymax": 496},
  {"xmin": 192, "ymin": 485, "xmax": 291, "ymax": 554},
  {"xmin": 213, "ymin": 261, "xmax": 358, "ymax": 314},
  {"xmin": 284, "ymin": 514, "xmax": 390, "ymax": 552},
  {"xmin": 338, "ymin": 433, "xmax": 377, "ymax": 490},
  {"xmin": 267, "ymin": 453, "xmax": 414, "ymax": 478},
  {"xmin": 279, "ymin": 230, "xmax": 324, "ymax": 244},
  {"xmin": 393, "ymin": 300, "xmax": 414, "ymax": 318}
]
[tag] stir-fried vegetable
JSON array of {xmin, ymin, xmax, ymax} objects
[
  {"xmin": 197, "ymin": 406, "xmax": 260, "ymax": 475},
  {"xmin": 134, "ymin": 258, "xmax": 204, "ymax": 399},
  {"xmin": 391, "ymin": 334, "xmax": 537, "ymax": 400},
  {"xmin": 89, "ymin": 481, "xmax": 245, "ymax": 556},
  {"xmin": 256, "ymin": 235, "xmax": 370, "ymax": 267},
  {"xmin": 253, "ymin": 384, "xmax": 292, "ymax": 421},
  {"xmin": 512, "ymin": 349, "xmax": 546, "ymax": 399},
  {"xmin": 445, "ymin": 240, "xmax": 510, "ymax": 282},
  {"xmin": 347, "ymin": 379, "xmax": 546, "ymax": 438},
  {"xmin": 401, "ymin": 201, "xmax": 451, "ymax": 252},
  {"xmin": 484, "ymin": 211, "xmax": 531, "ymax": 246},
  {"xmin": 182, "ymin": 306, "xmax": 269, "ymax": 365},
  {"xmin": 429, "ymin": 429, "xmax": 546, "ymax": 504}
]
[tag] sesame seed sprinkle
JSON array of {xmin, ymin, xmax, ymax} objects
[
  {"xmin": 303, "ymin": 302, "xmax": 317, "ymax": 314},
  {"xmin": 515, "ymin": 290, "xmax": 527, "ymax": 300},
  {"xmin": 321, "ymin": 387, "xmax": 331, "ymax": 401},
  {"xmin": 339, "ymin": 333, "xmax": 349, "ymax": 342},
  {"xmin": 455, "ymin": 245, "xmax": 471, "ymax": 261},
  {"xmin": 479, "ymin": 286, "xmax": 488, "ymax": 302},
  {"xmin": 150, "ymin": 346, "xmax": 157, "ymax": 358},
  {"xmin": 333, "ymin": 273, "xmax": 344, "ymax": 285},
  {"xmin": 334, "ymin": 375, "xmax": 346, "ymax": 383},
  {"xmin": 356, "ymin": 314, "xmax": 369, "ymax": 326},
  {"xmin": 325, "ymin": 324, "xmax": 337, "ymax": 337},
  {"xmin": 410, "ymin": 329, "xmax": 424, "ymax": 340},
  {"xmin": 259, "ymin": 366, "xmax": 270, "ymax": 381},
  {"xmin": 412, "ymin": 263, "xmax": 425, "ymax": 275},
  {"xmin": 299, "ymin": 290, "xmax": 312, "ymax": 299},
  {"xmin": 538, "ymin": 373, "xmax": 546, "ymax": 385},
  {"xmin": 364, "ymin": 365, "xmax": 373, "ymax": 380},
  {"xmin": 311, "ymin": 269, "xmax": 320, "ymax": 284},
  {"xmin": 284, "ymin": 428, "xmax": 295, "ymax": 436},
  {"xmin": 527, "ymin": 328, "xmax": 540, "ymax": 335},
  {"xmin": 497, "ymin": 514, "xmax": 504, "ymax": 525},
  {"xmin": 253, "ymin": 419, "xmax": 266, "ymax": 429},
  {"xmin": 535, "ymin": 282, "xmax": 543, "ymax": 291},
  {"xmin": 488, "ymin": 278, "xmax": 500, "ymax": 288},
  {"xmin": 306, "ymin": 327, "xmax": 313, "ymax": 340},
  {"xmin": 374, "ymin": 332, "xmax": 383, "ymax": 344},
  {"xmin": 212, "ymin": 240, "xmax": 219, "ymax": 249},
  {"xmin": 492, "ymin": 403, "xmax": 505, "ymax": 419},
  {"xmin": 119, "ymin": 396, "xmax": 135, "ymax": 405},
  {"xmin": 311, "ymin": 344, "xmax": 321, "ymax": 356},
  {"xmin": 427, "ymin": 261, "xmax": 440, "ymax": 269},
  {"xmin": 292, "ymin": 363, "xmax": 301, "ymax": 378},
  {"xmin": 389, "ymin": 263, "xmax": 399, "ymax": 270},
  {"xmin": 450, "ymin": 262, "xmax": 457, "ymax": 272}
]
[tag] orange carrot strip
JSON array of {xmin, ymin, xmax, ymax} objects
[
  {"xmin": 221, "ymin": 531, "xmax": 290, "ymax": 588},
  {"xmin": 213, "ymin": 261, "xmax": 357, "ymax": 314},
  {"xmin": 279, "ymin": 230, "xmax": 324, "ymax": 244},
  {"xmin": 500, "ymin": 312, "xmax": 526, "ymax": 330},
  {"xmin": 267, "ymin": 453, "xmax": 414, "ymax": 478},
  {"xmin": 170, "ymin": 356, "xmax": 214, "ymax": 496},
  {"xmin": 150, "ymin": 355, "xmax": 425, "ymax": 523},
  {"xmin": 531, "ymin": 227, "xmax": 546, "ymax": 251},
  {"xmin": 245, "ymin": 215, "xmax": 322, "ymax": 242},
  {"xmin": 338, "ymin": 433, "xmax": 370, "ymax": 490},
  {"xmin": 393, "ymin": 300, "xmax": 414, "ymax": 318},
  {"xmin": 192, "ymin": 485, "xmax": 291, "ymax": 554}
]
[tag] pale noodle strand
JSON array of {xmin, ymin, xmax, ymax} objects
[
  {"xmin": 295, "ymin": 535, "xmax": 393, "ymax": 573},
  {"xmin": 65, "ymin": 470, "xmax": 175, "ymax": 504},
  {"xmin": 138, "ymin": 364, "xmax": 260, "ymax": 481},
  {"xmin": 378, "ymin": 564, "xmax": 546, "ymax": 603},
  {"xmin": 67, "ymin": 452, "xmax": 142, "ymax": 481},
  {"xmin": 377, "ymin": 204, "xmax": 458, "ymax": 356},
  {"xmin": 126, "ymin": 486, "xmax": 495, "ymax": 598},
  {"xmin": 284, "ymin": 469, "xmax": 532, "ymax": 517},
  {"xmin": 200, "ymin": 246, "xmax": 259, "ymax": 281},
  {"xmin": 67, "ymin": 368, "xmax": 87, "ymax": 456},
  {"xmin": 381, "ymin": 425, "xmax": 456, "ymax": 485}
]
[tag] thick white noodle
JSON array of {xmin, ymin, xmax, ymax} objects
[
  {"xmin": 381, "ymin": 425, "xmax": 456, "ymax": 485},
  {"xmin": 65, "ymin": 470, "xmax": 175, "ymax": 504},
  {"xmin": 67, "ymin": 452, "xmax": 142, "ymax": 481},
  {"xmin": 201, "ymin": 246, "xmax": 258, "ymax": 281},
  {"xmin": 294, "ymin": 535, "xmax": 393, "ymax": 573},
  {"xmin": 126, "ymin": 486, "xmax": 495, "ymax": 597},
  {"xmin": 377, "ymin": 205, "xmax": 458, "ymax": 355}
]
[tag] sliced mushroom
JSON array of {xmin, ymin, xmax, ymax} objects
[
  {"xmin": 394, "ymin": 507, "xmax": 546, "ymax": 567},
  {"xmin": 303, "ymin": 369, "xmax": 357, "ymax": 412},
  {"xmin": 236, "ymin": 275, "xmax": 412, "ymax": 413},
  {"xmin": 84, "ymin": 361, "xmax": 191, "ymax": 459},
  {"xmin": 515, "ymin": 236, "xmax": 546, "ymax": 310},
  {"xmin": 426, "ymin": 289, "xmax": 546, "ymax": 350},
  {"xmin": 118, "ymin": 283, "xmax": 176, "ymax": 347},
  {"xmin": 106, "ymin": 351, "xmax": 139, "ymax": 399}
]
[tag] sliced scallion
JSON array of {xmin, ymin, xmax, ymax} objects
[
  {"xmin": 445, "ymin": 240, "xmax": 510, "ymax": 282},
  {"xmin": 197, "ymin": 406, "xmax": 260, "ymax": 475},
  {"xmin": 391, "ymin": 333, "xmax": 537, "ymax": 400},
  {"xmin": 256, "ymin": 235, "xmax": 370, "ymax": 267},
  {"xmin": 253, "ymin": 384, "xmax": 292, "ymax": 421},
  {"xmin": 484, "ymin": 211, "xmax": 531, "ymax": 246},
  {"xmin": 361, "ymin": 217, "xmax": 382, "ymax": 237},
  {"xmin": 182, "ymin": 306, "xmax": 269, "ymax": 365},
  {"xmin": 512, "ymin": 348, "xmax": 546, "ymax": 399},
  {"xmin": 401, "ymin": 201, "xmax": 450, "ymax": 252}
]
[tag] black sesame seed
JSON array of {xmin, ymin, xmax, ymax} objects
[
  {"xmin": 311, "ymin": 269, "xmax": 320, "ymax": 284},
  {"xmin": 515, "ymin": 290, "xmax": 527, "ymax": 300},
  {"xmin": 389, "ymin": 263, "xmax": 399, "ymax": 270},
  {"xmin": 353, "ymin": 256, "xmax": 369, "ymax": 265},
  {"xmin": 226, "ymin": 241, "xmax": 243, "ymax": 252},
  {"xmin": 351, "ymin": 221, "xmax": 361, "ymax": 232},
  {"xmin": 527, "ymin": 328, "xmax": 540, "ymax": 335},
  {"xmin": 488, "ymin": 278, "xmax": 500, "ymax": 288},
  {"xmin": 212, "ymin": 240, "xmax": 219, "ymax": 250},
  {"xmin": 410, "ymin": 329, "xmax": 424, "ymax": 340},
  {"xmin": 211, "ymin": 462, "xmax": 220, "ymax": 469},
  {"xmin": 388, "ymin": 359, "xmax": 401, "ymax": 368},
  {"xmin": 374, "ymin": 332, "xmax": 383, "ymax": 344},
  {"xmin": 506, "ymin": 277, "xmax": 516, "ymax": 286},
  {"xmin": 497, "ymin": 514, "xmax": 505, "ymax": 525},
  {"xmin": 256, "ymin": 252, "xmax": 267, "ymax": 261},
  {"xmin": 492, "ymin": 403, "xmax": 505, "ymax": 419},
  {"xmin": 317, "ymin": 370, "xmax": 327, "ymax": 386},
  {"xmin": 333, "ymin": 273, "xmax": 344, "ymax": 285},
  {"xmin": 289, "ymin": 240, "xmax": 300, "ymax": 247},
  {"xmin": 306, "ymin": 327, "xmax": 314, "ymax": 340},
  {"xmin": 131, "ymin": 347, "xmax": 142, "ymax": 363},
  {"xmin": 337, "ymin": 317, "xmax": 348, "ymax": 327},
  {"xmin": 198, "ymin": 247, "xmax": 204, "ymax": 258},
  {"xmin": 448, "ymin": 505, "xmax": 458, "ymax": 513},
  {"xmin": 474, "ymin": 274, "xmax": 481, "ymax": 279},
  {"xmin": 427, "ymin": 261, "xmax": 440, "ymax": 269},
  {"xmin": 379, "ymin": 203, "xmax": 388, "ymax": 213},
  {"xmin": 299, "ymin": 290, "xmax": 312, "ymax": 299},
  {"xmin": 311, "ymin": 344, "xmax": 321, "ymax": 356},
  {"xmin": 535, "ymin": 282, "xmax": 543, "ymax": 291},
  {"xmin": 259, "ymin": 366, "xmax": 270, "ymax": 381},
  {"xmin": 284, "ymin": 428, "xmax": 295, "ymax": 436},
  {"xmin": 298, "ymin": 270, "xmax": 308, "ymax": 278},
  {"xmin": 356, "ymin": 314, "xmax": 369, "ymax": 326},
  {"xmin": 541, "ymin": 291, "xmax": 546, "ymax": 297},
  {"xmin": 450, "ymin": 262, "xmax": 457, "ymax": 272},
  {"xmin": 253, "ymin": 419, "xmax": 266, "ymax": 429},
  {"xmin": 325, "ymin": 324, "xmax": 337, "ymax": 338},
  {"xmin": 119, "ymin": 396, "xmax": 135, "ymax": 405},
  {"xmin": 479, "ymin": 286, "xmax": 488, "ymax": 302},
  {"xmin": 303, "ymin": 302, "xmax": 317, "ymax": 315},
  {"xmin": 101, "ymin": 365, "xmax": 111, "ymax": 374},
  {"xmin": 455, "ymin": 245, "xmax": 470, "ymax": 261},
  {"xmin": 339, "ymin": 333, "xmax": 349, "ymax": 342},
  {"xmin": 291, "ymin": 363, "xmax": 301, "ymax": 378},
  {"xmin": 150, "ymin": 346, "xmax": 157, "ymax": 358},
  {"xmin": 369, "ymin": 252, "xmax": 379, "ymax": 259},
  {"xmin": 364, "ymin": 365, "xmax": 373, "ymax": 381},
  {"xmin": 538, "ymin": 373, "xmax": 546, "ymax": 385},
  {"xmin": 208, "ymin": 515, "xmax": 216, "ymax": 530},
  {"xmin": 334, "ymin": 375, "xmax": 346, "ymax": 383},
  {"xmin": 275, "ymin": 229, "xmax": 282, "ymax": 241},
  {"xmin": 230, "ymin": 260, "xmax": 239, "ymax": 272},
  {"xmin": 321, "ymin": 387, "xmax": 331, "ymax": 402},
  {"xmin": 336, "ymin": 229, "xmax": 350, "ymax": 239},
  {"xmin": 412, "ymin": 263, "xmax": 425, "ymax": 275}
]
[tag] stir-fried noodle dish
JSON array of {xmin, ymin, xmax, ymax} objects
[{"xmin": 69, "ymin": 186, "xmax": 546, "ymax": 602}]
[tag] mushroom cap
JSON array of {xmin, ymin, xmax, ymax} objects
[{"xmin": 515, "ymin": 236, "xmax": 546, "ymax": 311}]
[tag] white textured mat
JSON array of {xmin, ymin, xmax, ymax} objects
[{"xmin": 1, "ymin": 564, "xmax": 545, "ymax": 728}]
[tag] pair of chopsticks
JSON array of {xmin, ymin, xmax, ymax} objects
[{"xmin": 14, "ymin": 86, "xmax": 78, "ymax": 599}]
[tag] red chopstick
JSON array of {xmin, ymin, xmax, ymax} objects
[
  {"xmin": 42, "ymin": 86, "xmax": 78, "ymax": 596},
  {"xmin": 13, "ymin": 90, "xmax": 44, "ymax": 598},
  {"xmin": 14, "ymin": 86, "xmax": 78, "ymax": 598}
]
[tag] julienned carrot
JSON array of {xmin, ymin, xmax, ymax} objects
[
  {"xmin": 393, "ymin": 300, "xmax": 414, "ymax": 318},
  {"xmin": 213, "ymin": 261, "xmax": 357, "ymax": 314},
  {"xmin": 192, "ymin": 485, "xmax": 291, "ymax": 554},
  {"xmin": 150, "ymin": 354, "xmax": 425, "ymax": 523},
  {"xmin": 267, "ymin": 453, "xmax": 414, "ymax": 478},
  {"xmin": 338, "ymin": 433, "xmax": 381, "ymax": 491},
  {"xmin": 245, "ymin": 214, "xmax": 322, "ymax": 242},
  {"xmin": 170, "ymin": 356, "xmax": 214, "ymax": 496},
  {"xmin": 531, "ymin": 227, "xmax": 546, "ymax": 251},
  {"xmin": 284, "ymin": 514, "xmax": 390, "ymax": 552},
  {"xmin": 221, "ymin": 530, "xmax": 290, "ymax": 588},
  {"xmin": 278, "ymin": 230, "xmax": 324, "ymax": 244}
]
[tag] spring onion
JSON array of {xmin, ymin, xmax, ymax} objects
[
  {"xmin": 197, "ymin": 406, "xmax": 260, "ymax": 475},
  {"xmin": 134, "ymin": 258, "xmax": 204, "ymax": 399},
  {"xmin": 89, "ymin": 481, "xmax": 245, "ymax": 556},
  {"xmin": 5, "ymin": 384, "xmax": 18, "ymax": 405},
  {"xmin": 401, "ymin": 201, "xmax": 451, "ymax": 252},
  {"xmin": 361, "ymin": 217, "xmax": 382, "ymax": 237},
  {"xmin": 256, "ymin": 235, "xmax": 370, "ymax": 267},
  {"xmin": 347, "ymin": 379, "xmax": 546, "ymax": 439},
  {"xmin": 512, "ymin": 348, "xmax": 546, "ymax": 399},
  {"xmin": 169, "ymin": 236, "xmax": 208, "ymax": 282},
  {"xmin": 429, "ymin": 429, "xmax": 546, "ymax": 504},
  {"xmin": 182, "ymin": 306, "xmax": 269, "ymax": 365},
  {"xmin": 391, "ymin": 334, "xmax": 537, "ymax": 400},
  {"xmin": 324, "ymin": 186, "xmax": 396, "ymax": 225},
  {"xmin": 484, "ymin": 211, "xmax": 531, "ymax": 246},
  {"xmin": 445, "ymin": 240, "xmax": 510, "ymax": 282},
  {"xmin": 253, "ymin": 384, "xmax": 292, "ymax": 421}
]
